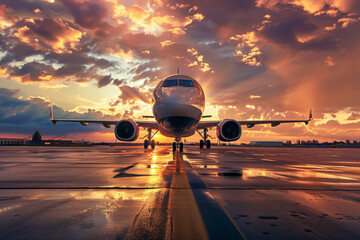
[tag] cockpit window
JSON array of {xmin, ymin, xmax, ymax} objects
[
  {"xmin": 163, "ymin": 79, "xmax": 178, "ymax": 87},
  {"xmin": 179, "ymin": 80, "xmax": 194, "ymax": 87}
]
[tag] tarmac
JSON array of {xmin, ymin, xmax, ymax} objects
[{"xmin": 0, "ymin": 145, "xmax": 360, "ymax": 239}]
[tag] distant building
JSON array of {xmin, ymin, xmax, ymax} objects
[
  {"xmin": 0, "ymin": 138, "xmax": 30, "ymax": 145},
  {"xmin": 250, "ymin": 141, "xmax": 284, "ymax": 146},
  {"xmin": 0, "ymin": 131, "xmax": 91, "ymax": 145}
]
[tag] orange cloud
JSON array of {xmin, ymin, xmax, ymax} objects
[{"xmin": 14, "ymin": 18, "xmax": 83, "ymax": 53}]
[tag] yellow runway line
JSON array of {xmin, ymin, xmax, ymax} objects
[{"xmin": 167, "ymin": 152, "xmax": 209, "ymax": 240}]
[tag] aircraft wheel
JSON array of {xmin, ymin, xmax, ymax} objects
[
  {"xmin": 200, "ymin": 140, "xmax": 204, "ymax": 148},
  {"xmin": 144, "ymin": 140, "xmax": 149, "ymax": 149},
  {"xmin": 151, "ymin": 140, "xmax": 155, "ymax": 149},
  {"xmin": 206, "ymin": 140, "xmax": 211, "ymax": 149},
  {"xmin": 172, "ymin": 142, "xmax": 176, "ymax": 152},
  {"xmin": 179, "ymin": 142, "xmax": 184, "ymax": 152}
]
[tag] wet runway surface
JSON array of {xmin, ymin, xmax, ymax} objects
[{"xmin": 0, "ymin": 146, "xmax": 360, "ymax": 239}]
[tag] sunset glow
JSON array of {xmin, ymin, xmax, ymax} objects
[{"xmin": 0, "ymin": 0, "xmax": 359, "ymax": 142}]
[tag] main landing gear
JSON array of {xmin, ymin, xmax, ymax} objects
[
  {"xmin": 142, "ymin": 128, "xmax": 158, "ymax": 149},
  {"xmin": 172, "ymin": 136, "xmax": 184, "ymax": 152},
  {"xmin": 197, "ymin": 128, "xmax": 212, "ymax": 149}
]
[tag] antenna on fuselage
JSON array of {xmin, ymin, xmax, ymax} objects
[{"xmin": 177, "ymin": 68, "xmax": 179, "ymax": 74}]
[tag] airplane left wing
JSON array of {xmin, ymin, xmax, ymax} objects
[
  {"xmin": 197, "ymin": 109, "xmax": 313, "ymax": 129},
  {"xmin": 50, "ymin": 107, "xmax": 159, "ymax": 129}
]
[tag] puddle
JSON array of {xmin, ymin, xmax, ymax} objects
[{"xmin": 218, "ymin": 172, "xmax": 242, "ymax": 177}]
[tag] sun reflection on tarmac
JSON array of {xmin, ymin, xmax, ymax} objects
[
  {"xmin": 242, "ymin": 166, "xmax": 356, "ymax": 183},
  {"xmin": 69, "ymin": 190, "xmax": 149, "ymax": 201},
  {"xmin": 242, "ymin": 169, "xmax": 279, "ymax": 180}
]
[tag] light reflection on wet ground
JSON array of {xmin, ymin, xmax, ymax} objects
[{"xmin": 0, "ymin": 146, "xmax": 360, "ymax": 239}]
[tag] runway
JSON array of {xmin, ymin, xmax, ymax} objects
[{"xmin": 0, "ymin": 146, "xmax": 360, "ymax": 239}]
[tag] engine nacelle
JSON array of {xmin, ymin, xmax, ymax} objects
[
  {"xmin": 217, "ymin": 119, "xmax": 242, "ymax": 141},
  {"xmin": 114, "ymin": 120, "xmax": 139, "ymax": 141}
]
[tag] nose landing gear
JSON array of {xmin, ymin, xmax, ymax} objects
[{"xmin": 172, "ymin": 136, "xmax": 184, "ymax": 152}]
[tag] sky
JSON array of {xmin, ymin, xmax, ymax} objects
[{"xmin": 0, "ymin": 0, "xmax": 360, "ymax": 143}]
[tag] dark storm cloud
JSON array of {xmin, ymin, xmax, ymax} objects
[
  {"xmin": 111, "ymin": 85, "xmax": 152, "ymax": 106},
  {"xmin": 256, "ymin": 7, "xmax": 338, "ymax": 50},
  {"xmin": 60, "ymin": 0, "xmax": 108, "ymax": 29},
  {"xmin": 3, "ymin": 0, "xmax": 67, "ymax": 16},
  {"xmin": 54, "ymin": 65, "xmax": 85, "ymax": 77},
  {"xmin": 60, "ymin": 0, "xmax": 127, "ymax": 38},
  {"xmin": 258, "ymin": 15, "xmax": 317, "ymax": 46},
  {"xmin": 10, "ymin": 62, "xmax": 55, "ymax": 82},
  {"xmin": 97, "ymin": 75, "xmax": 112, "ymax": 88},
  {"xmin": 173, "ymin": 0, "xmax": 265, "ymax": 37},
  {"xmin": 0, "ymin": 87, "xmax": 116, "ymax": 135},
  {"xmin": 0, "ymin": 43, "xmax": 42, "ymax": 66}
]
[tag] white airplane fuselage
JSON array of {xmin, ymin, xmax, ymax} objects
[{"xmin": 152, "ymin": 74, "xmax": 205, "ymax": 138}]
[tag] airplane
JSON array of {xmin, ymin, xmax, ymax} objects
[{"xmin": 50, "ymin": 74, "xmax": 312, "ymax": 152}]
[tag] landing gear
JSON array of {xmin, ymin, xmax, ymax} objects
[
  {"xmin": 172, "ymin": 135, "xmax": 184, "ymax": 152},
  {"xmin": 179, "ymin": 142, "xmax": 184, "ymax": 152},
  {"xmin": 197, "ymin": 128, "xmax": 213, "ymax": 149},
  {"xmin": 142, "ymin": 128, "xmax": 158, "ymax": 149},
  {"xmin": 151, "ymin": 140, "xmax": 155, "ymax": 149},
  {"xmin": 172, "ymin": 142, "xmax": 184, "ymax": 152},
  {"xmin": 144, "ymin": 140, "xmax": 149, "ymax": 149}
]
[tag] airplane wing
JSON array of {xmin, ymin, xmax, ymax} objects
[
  {"xmin": 197, "ymin": 109, "xmax": 313, "ymax": 129},
  {"xmin": 49, "ymin": 107, "xmax": 159, "ymax": 129}
]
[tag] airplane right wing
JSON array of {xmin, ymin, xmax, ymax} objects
[{"xmin": 197, "ymin": 109, "xmax": 313, "ymax": 129}]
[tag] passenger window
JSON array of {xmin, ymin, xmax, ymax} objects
[
  {"xmin": 179, "ymin": 80, "xmax": 194, "ymax": 87},
  {"xmin": 163, "ymin": 79, "xmax": 178, "ymax": 87}
]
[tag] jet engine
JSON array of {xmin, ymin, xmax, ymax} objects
[
  {"xmin": 115, "ymin": 120, "xmax": 139, "ymax": 141},
  {"xmin": 217, "ymin": 120, "xmax": 242, "ymax": 141}
]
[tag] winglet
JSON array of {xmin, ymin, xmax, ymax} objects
[
  {"xmin": 50, "ymin": 106, "xmax": 57, "ymax": 125},
  {"xmin": 309, "ymin": 109, "xmax": 313, "ymax": 121},
  {"xmin": 50, "ymin": 106, "xmax": 53, "ymax": 120}
]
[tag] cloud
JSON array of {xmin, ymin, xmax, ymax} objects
[
  {"xmin": 110, "ymin": 85, "xmax": 152, "ymax": 106},
  {"xmin": 0, "ymin": 87, "xmax": 126, "ymax": 137},
  {"xmin": 14, "ymin": 18, "xmax": 83, "ymax": 53},
  {"xmin": 97, "ymin": 75, "xmax": 113, "ymax": 88},
  {"xmin": 1, "ymin": 0, "xmax": 360, "ymax": 141}
]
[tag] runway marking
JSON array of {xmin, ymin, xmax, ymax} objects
[
  {"xmin": 182, "ymin": 161, "xmax": 247, "ymax": 240},
  {"xmin": 167, "ymin": 151, "xmax": 209, "ymax": 239},
  {"xmin": 171, "ymin": 152, "xmax": 247, "ymax": 240}
]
